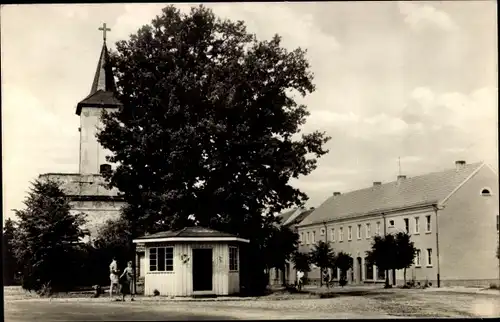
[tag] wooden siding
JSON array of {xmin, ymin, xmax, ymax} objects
[{"xmin": 144, "ymin": 242, "xmax": 241, "ymax": 296}]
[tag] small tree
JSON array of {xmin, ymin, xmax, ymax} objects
[
  {"xmin": 3, "ymin": 218, "xmax": 19, "ymax": 285},
  {"xmin": 264, "ymin": 225, "xmax": 299, "ymax": 286},
  {"xmin": 92, "ymin": 217, "xmax": 133, "ymax": 286},
  {"xmin": 335, "ymin": 252, "xmax": 353, "ymax": 287},
  {"xmin": 12, "ymin": 179, "xmax": 87, "ymax": 294},
  {"xmin": 394, "ymin": 232, "xmax": 417, "ymax": 284},
  {"xmin": 366, "ymin": 234, "xmax": 398, "ymax": 288},
  {"xmin": 292, "ymin": 251, "xmax": 311, "ymax": 274},
  {"xmin": 309, "ymin": 241, "xmax": 335, "ymax": 287}
]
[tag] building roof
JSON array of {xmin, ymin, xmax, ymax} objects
[
  {"xmin": 76, "ymin": 42, "xmax": 122, "ymax": 115},
  {"xmin": 277, "ymin": 209, "xmax": 297, "ymax": 225},
  {"xmin": 134, "ymin": 226, "xmax": 250, "ymax": 243},
  {"xmin": 299, "ymin": 161, "xmax": 486, "ymax": 227}
]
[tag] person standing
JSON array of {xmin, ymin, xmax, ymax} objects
[
  {"xmin": 109, "ymin": 257, "xmax": 120, "ymax": 299},
  {"xmin": 119, "ymin": 261, "xmax": 135, "ymax": 301},
  {"xmin": 296, "ymin": 270, "xmax": 305, "ymax": 291}
]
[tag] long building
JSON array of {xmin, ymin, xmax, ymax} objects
[{"xmin": 296, "ymin": 160, "xmax": 499, "ymax": 287}]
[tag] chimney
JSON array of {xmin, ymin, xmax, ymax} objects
[
  {"xmin": 397, "ymin": 175, "xmax": 406, "ymax": 184},
  {"xmin": 310, "ymin": 207, "xmax": 315, "ymax": 210},
  {"xmin": 333, "ymin": 192, "xmax": 341, "ymax": 196},
  {"xmin": 455, "ymin": 160, "xmax": 466, "ymax": 171},
  {"xmin": 373, "ymin": 181, "xmax": 382, "ymax": 187}
]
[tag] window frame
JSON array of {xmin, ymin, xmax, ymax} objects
[
  {"xmin": 415, "ymin": 249, "xmax": 421, "ymax": 267},
  {"xmin": 389, "ymin": 219, "xmax": 395, "ymax": 227},
  {"xmin": 365, "ymin": 223, "xmax": 371, "ymax": 239},
  {"xmin": 320, "ymin": 228, "xmax": 326, "ymax": 236},
  {"xmin": 311, "ymin": 231, "xmax": 316, "ymax": 244},
  {"xmin": 229, "ymin": 246, "xmax": 239, "ymax": 272},
  {"xmin": 357, "ymin": 224, "xmax": 362, "ymax": 239},
  {"xmin": 306, "ymin": 232, "xmax": 310, "ymax": 245},
  {"xmin": 149, "ymin": 246, "xmax": 174, "ymax": 272},
  {"xmin": 376, "ymin": 222, "xmax": 381, "ymax": 236},
  {"xmin": 426, "ymin": 248, "xmax": 432, "ymax": 267},
  {"xmin": 331, "ymin": 228, "xmax": 335, "ymax": 242},
  {"xmin": 414, "ymin": 217, "xmax": 420, "ymax": 234},
  {"xmin": 348, "ymin": 226, "xmax": 352, "ymax": 241},
  {"xmin": 404, "ymin": 218, "xmax": 409, "ymax": 233},
  {"xmin": 425, "ymin": 215, "xmax": 432, "ymax": 233},
  {"xmin": 339, "ymin": 227, "xmax": 344, "ymax": 242}
]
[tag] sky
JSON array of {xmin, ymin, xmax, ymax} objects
[{"xmin": 1, "ymin": 2, "xmax": 498, "ymax": 221}]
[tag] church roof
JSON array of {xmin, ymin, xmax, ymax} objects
[
  {"xmin": 76, "ymin": 42, "xmax": 122, "ymax": 115},
  {"xmin": 299, "ymin": 161, "xmax": 488, "ymax": 227}
]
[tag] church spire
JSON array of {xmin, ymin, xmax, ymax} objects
[
  {"xmin": 76, "ymin": 23, "xmax": 122, "ymax": 116},
  {"xmin": 89, "ymin": 41, "xmax": 116, "ymax": 95}
]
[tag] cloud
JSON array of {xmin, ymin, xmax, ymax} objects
[
  {"xmin": 306, "ymin": 110, "xmax": 410, "ymax": 140},
  {"xmin": 398, "ymin": 1, "xmax": 458, "ymax": 32}
]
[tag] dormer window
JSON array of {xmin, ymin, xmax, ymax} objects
[{"xmin": 481, "ymin": 188, "xmax": 492, "ymax": 196}]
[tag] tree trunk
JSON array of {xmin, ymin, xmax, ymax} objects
[
  {"xmin": 319, "ymin": 267, "xmax": 323, "ymax": 287},
  {"xmin": 281, "ymin": 264, "xmax": 286, "ymax": 287},
  {"xmin": 403, "ymin": 268, "xmax": 407, "ymax": 285},
  {"xmin": 385, "ymin": 269, "xmax": 389, "ymax": 288}
]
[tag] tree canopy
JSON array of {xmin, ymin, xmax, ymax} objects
[
  {"xmin": 292, "ymin": 251, "xmax": 311, "ymax": 273},
  {"xmin": 12, "ymin": 179, "xmax": 87, "ymax": 293},
  {"xmin": 98, "ymin": 5, "xmax": 329, "ymax": 233},
  {"xmin": 97, "ymin": 5, "xmax": 330, "ymax": 294}
]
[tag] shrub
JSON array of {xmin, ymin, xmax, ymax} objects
[
  {"xmin": 37, "ymin": 282, "xmax": 53, "ymax": 297},
  {"xmin": 489, "ymin": 283, "xmax": 499, "ymax": 289},
  {"xmin": 153, "ymin": 289, "xmax": 160, "ymax": 296},
  {"xmin": 339, "ymin": 277, "xmax": 347, "ymax": 287}
]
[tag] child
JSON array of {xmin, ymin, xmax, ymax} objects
[
  {"xmin": 119, "ymin": 261, "xmax": 135, "ymax": 301},
  {"xmin": 109, "ymin": 257, "xmax": 120, "ymax": 299}
]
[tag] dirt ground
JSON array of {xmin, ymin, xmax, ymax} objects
[{"xmin": 4, "ymin": 286, "xmax": 500, "ymax": 320}]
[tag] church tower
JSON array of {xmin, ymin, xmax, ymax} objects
[{"xmin": 76, "ymin": 23, "xmax": 122, "ymax": 175}]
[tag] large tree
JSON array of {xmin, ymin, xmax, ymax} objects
[
  {"xmin": 12, "ymin": 179, "xmax": 87, "ymax": 294},
  {"xmin": 97, "ymin": 5, "xmax": 329, "ymax": 294},
  {"xmin": 3, "ymin": 218, "xmax": 19, "ymax": 285},
  {"xmin": 309, "ymin": 241, "xmax": 335, "ymax": 287}
]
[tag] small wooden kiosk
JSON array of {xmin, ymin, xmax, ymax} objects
[{"xmin": 133, "ymin": 226, "xmax": 249, "ymax": 297}]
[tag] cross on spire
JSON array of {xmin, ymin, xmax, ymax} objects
[{"xmin": 98, "ymin": 23, "xmax": 111, "ymax": 43}]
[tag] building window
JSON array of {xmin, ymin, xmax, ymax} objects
[
  {"xmin": 357, "ymin": 224, "xmax": 362, "ymax": 239},
  {"xmin": 300, "ymin": 232, "xmax": 304, "ymax": 244},
  {"xmin": 403, "ymin": 218, "xmax": 409, "ymax": 233},
  {"xmin": 426, "ymin": 248, "xmax": 432, "ymax": 267},
  {"xmin": 426, "ymin": 215, "xmax": 431, "ymax": 232},
  {"xmin": 312, "ymin": 231, "xmax": 316, "ymax": 244},
  {"xmin": 306, "ymin": 232, "xmax": 310, "ymax": 244},
  {"xmin": 331, "ymin": 228, "xmax": 335, "ymax": 242},
  {"xmin": 481, "ymin": 188, "xmax": 492, "ymax": 196},
  {"xmin": 339, "ymin": 227, "xmax": 344, "ymax": 242},
  {"xmin": 376, "ymin": 222, "xmax": 381, "ymax": 235},
  {"xmin": 389, "ymin": 220, "xmax": 395, "ymax": 227},
  {"xmin": 366, "ymin": 223, "xmax": 371, "ymax": 238},
  {"xmin": 229, "ymin": 246, "xmax": 239, "ymax": 271},
  {"xmin": 149, "ymin": 247, "xmax": 174, "ymax": 272},
  {"xmin": 415, "ymin": 217, "xmax": 420, "ymax": 234},
  {"xmin": 348, "ymin": 226, "xmax": 352, "ymax": 241},
  {"xmin": 332, "ymin": 267, "xmax": 338, "ymax": 280},
  {"xmin": 415, "ymin": 249, "xmax": 421, "ymax": 267},
  {"xmin": 377, "ymin": 266, "xmax": 385, "ymax": 280},
  {"xmin": 365, "ymin": 257, "xmax": 374, "ymax": 280},
  {"xmin": 320, "ymin": 228, "xmax": 326, "ymax": 236}
]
